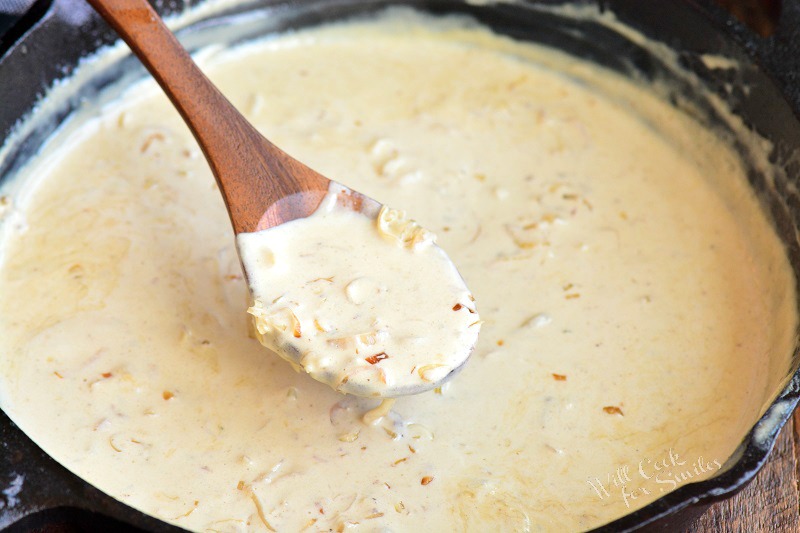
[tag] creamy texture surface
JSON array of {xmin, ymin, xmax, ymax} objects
[
  {"xmin": 0, "ymin": 12, "xmax": 797, "ymax": 532},
  {"xmin": 239, "ymin": 186, "xmax": 479, "ymax": 397}
]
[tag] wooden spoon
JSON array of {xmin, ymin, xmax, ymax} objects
[
  {"xmin": 86, "ymin": 0, "xmax": 380, "ymax": 234},
  {"xmin": 86, "ymin": 0, "xmax": 479, "ymax": 398}
]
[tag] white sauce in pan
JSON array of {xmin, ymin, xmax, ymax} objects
[{"xmin": 0, "ymin": 11, "xmax": 796, "ymax": 532}]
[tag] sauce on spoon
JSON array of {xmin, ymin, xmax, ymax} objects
[{"xmin": 239, "ymin": 184, "xmax": 479, "ymax": 397}]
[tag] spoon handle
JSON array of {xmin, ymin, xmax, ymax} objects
[{"xmin": 86, "ymin": 0, "xmax": 330, "ymax": 233}]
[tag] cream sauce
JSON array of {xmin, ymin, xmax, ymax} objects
[
  {"xmin": 238, "ymin": 185, "xmax": 479, "ymax": 397},
  {"xmin": 0, "ymin": 11, "xmax": 796, "ymax": 532}
]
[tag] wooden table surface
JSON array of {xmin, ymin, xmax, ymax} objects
[{"xmin": 687, "ymin": 409, "xmax": 800, "ymax": 532}]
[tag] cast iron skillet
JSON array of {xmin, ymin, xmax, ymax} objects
[{"xmin": 1, "ymin": 0, "xmax": 800, "ymax": 531}]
